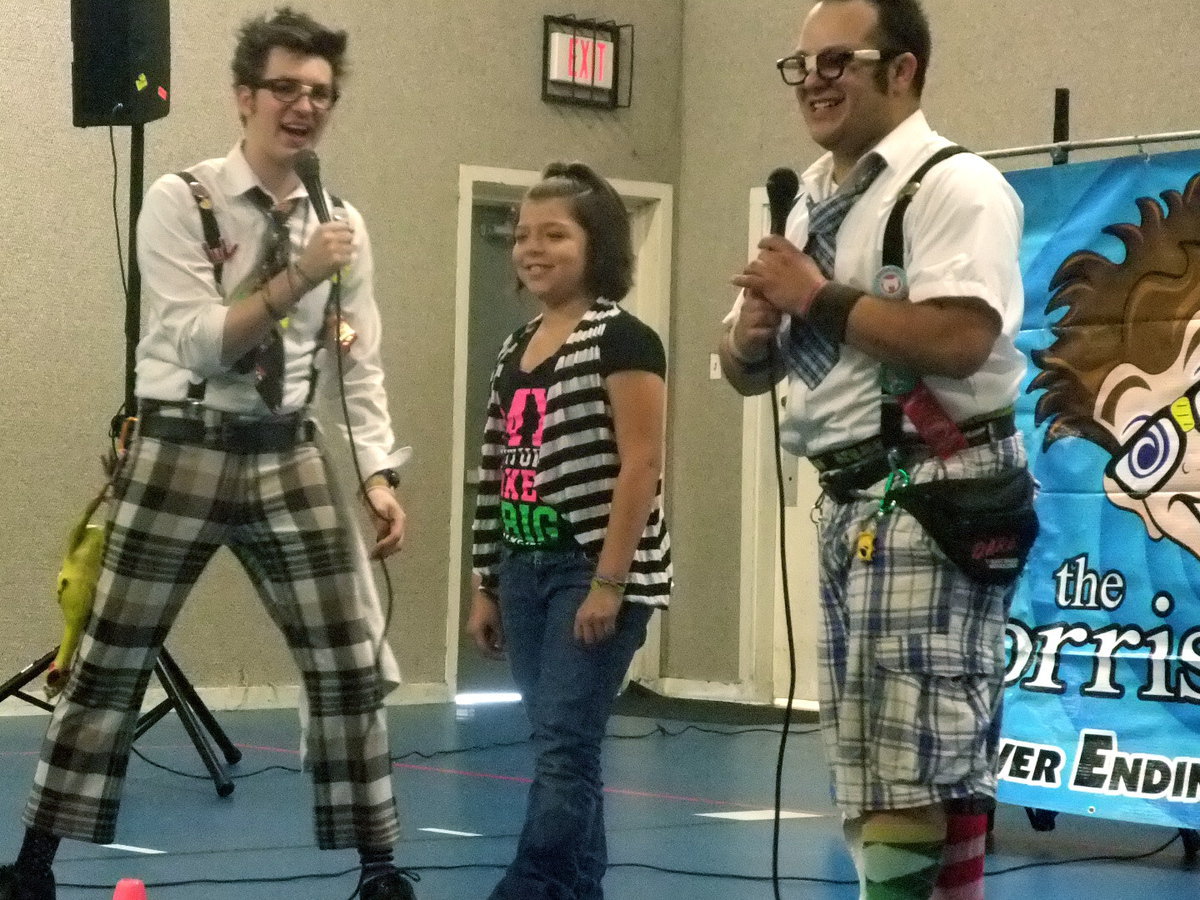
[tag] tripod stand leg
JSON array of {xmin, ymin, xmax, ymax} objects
[
  {"xmin": 150, "ymin": 656, "xmax": 235, "ymax": 797},
  {"xmin": 157, "ymin": 649, "xmax": 243, "ymax": 765},
  {"xmin": 0, "ymin": 649, "xmax": 58, "ymax": 712}
]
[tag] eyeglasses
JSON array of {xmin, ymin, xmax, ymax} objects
[
  {"xmin": 1106, "ymin": 381, "xmax": 1200, "ymax": 498},
  {"xmin": 775, "ymin": 48, "xmax": 883, "ymax": 85},
  {"xmin": 253, "ymin": 77, "xmax": 340, "ymax": 110}
]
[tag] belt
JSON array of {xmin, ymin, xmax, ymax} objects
[
  {"xmin": 137, "ymin": 407, "xmax": 314, "ymax": 454},
  {"xmin": 814, "ymin": 410, "xmax": 1017, "ymax": 502}
]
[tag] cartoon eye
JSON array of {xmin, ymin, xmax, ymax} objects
[{"xmin": 1112, "ymin": 418, "xmax": 1182, "ymax": 495}]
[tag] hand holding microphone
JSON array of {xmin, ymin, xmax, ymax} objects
[
  {"xmin": 732, "ymin": 167, "xmax": 827, "ymax": 318},
  {"xmin": 728, "ymin": 168, "xmax": 798, "ymax": 363},
  {"xmin": 293, "ymin": 149, "xmax": 355, "ymax": 285}
]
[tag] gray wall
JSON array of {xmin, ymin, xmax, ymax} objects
[
  {"xmin": 2, "ymin": 0, "xmax": 1199, "ymax": 695},
  {"xmin": 0, "ymin": 0, "xmax": 682, "ymax": 690}
]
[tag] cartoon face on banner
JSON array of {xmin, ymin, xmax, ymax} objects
[{"xmin": 1030, "ymin": 173, "xmax": 1200, "ymax": 559}]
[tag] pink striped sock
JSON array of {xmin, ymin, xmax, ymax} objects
[{"xmin": 932, "ymin": 812, "xmax": 987, "ymax": 900}]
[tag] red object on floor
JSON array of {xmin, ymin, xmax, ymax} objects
[{"xmin": 113, "ymin": 877, "xmax": 147, "ymax": 899}]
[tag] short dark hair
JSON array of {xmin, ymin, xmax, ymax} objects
[
  {"xmin": 231, "ymin": 6, "xmax": 348, "ymax": 89},
  {"xmin": 523, "ymin": 162, "xmax": 634, "ymax": 302},
  {"xmin": 830, "ymin": 0, "xmax": 931, "ymax": 95}
]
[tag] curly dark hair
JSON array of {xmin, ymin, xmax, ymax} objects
[
  {"xmin": 231, "ymin": 6, "xmax": 348, "ymax": 89},
  {"xmin": 1030, "ymin": 172, "xmax": 1200, "ymax": 454},
  {"xmin": 522, "ymin": 161, "xmax": 634, "ymax": 302},
  {"xmin": 824, "ymin": 0, "xmax": 932, "ymax": 95}
]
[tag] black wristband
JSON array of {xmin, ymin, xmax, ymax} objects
[
  {"xmin": 806, "ymin": 282, "xmax": 864, "ymax": 343},
  {"xmin": 727, "ymin": 335, "xmax": 772, "ymax": 374},
  {"xmin": 738, "ymin": 353, "xmax": 772, "ymax": 375}
]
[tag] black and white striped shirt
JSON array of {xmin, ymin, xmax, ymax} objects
[{"xmin": 471, "ymin": 300, "xmax": 672, "ymax": 606}]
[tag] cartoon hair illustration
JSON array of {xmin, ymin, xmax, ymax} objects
[{"xmin": 1030, "ymin": 172, "xmax": 1200, "ymax": 453}]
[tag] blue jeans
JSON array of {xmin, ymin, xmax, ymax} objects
[{"xmin": 488, "ymin": 548, "xmax": 654, "ymax": 900}]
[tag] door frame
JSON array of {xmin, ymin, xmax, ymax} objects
[
  {"xmin": 737, "ymin": 186, "xmax": 821, "ymax": 709},
  {"xmin": 446, "ymin": 165, "xmax": 674, "ymax": 695}
]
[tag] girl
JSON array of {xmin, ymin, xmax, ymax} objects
[{"xmin": 467, "ymin": 161, "xmax": 672, "ymax": 900}]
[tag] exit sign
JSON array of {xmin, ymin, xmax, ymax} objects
[
  {"xmin": 541, "ymin": 16, "xmax": 629, "ymax": 109},
  {"xmin": 547, "ymin": 31, "xmax": 614, "ymax": 90}
]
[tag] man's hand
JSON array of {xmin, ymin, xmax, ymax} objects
[
  {"xmin": 732, "ymin": 235, "xmax": 827, "ymax": 318},
  {"xmin": 297, "ymin": 218, "xmax": 355, "ymax": 283},
  {"xmin": 729, "ymin": 290, "xmax": 782, "ymax": 363},
  {"xmin": 467, "ymin": 589, "xmax": 506, "ymax": 660},
  {"xmin": 364, "ymin": 488, "xmax": 406, "ymax": 559}
]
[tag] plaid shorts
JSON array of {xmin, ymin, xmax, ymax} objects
[{"xmin": 815, "ymin": 434, "xmax": 1026, "ymax": 817}]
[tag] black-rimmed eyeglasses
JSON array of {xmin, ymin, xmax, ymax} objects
[
  {"xmin": 253, "ymin": 77, "xmax": 340, "ymax": 110},
  {"xmin": 1106, "ymin": 382, "xmax": 1200, "ymax": 499},
  {"xmin": 776, "ymin": 48, "xmax": 883, "ymax": 85}
]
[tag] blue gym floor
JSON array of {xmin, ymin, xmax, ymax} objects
[{"xmin": 0, "ymin": 700, "xmax": 1194, "ymax": 898}]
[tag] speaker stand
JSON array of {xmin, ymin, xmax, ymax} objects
[
  {"xmin": 117, "ymin": 122, "xmax": 241, "ymax": 796},
  {"xmin": 0, "ymin": 646, "xmax": 242, "ymax": 797},
  {"xmin": 0, "ymin": 119, "xmax": 242, "ymax": 797},
  {"xmin": 135, "ymin": 649, "xmax": 242, "ymax": 796}
]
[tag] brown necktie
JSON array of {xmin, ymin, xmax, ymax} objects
[{"xmin": 236, "ymin": 189, "xmax": 299, "ymax": 411}]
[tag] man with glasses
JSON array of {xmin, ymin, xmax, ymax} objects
[
  {"xmin": 720, "ymin": 1, "xmax": 1026, "ymax": 898},
  {"xmin": 0, "ymin": 8, "xmax": 416, "ymax": 900}
]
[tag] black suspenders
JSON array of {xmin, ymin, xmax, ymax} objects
[
  {"xmin": 174, "ymin": 172, "xmax": 344, "ymax": 405},
  {"xmin": 877, "ymin": 145, "xmax": 970, "ymax": 449}
]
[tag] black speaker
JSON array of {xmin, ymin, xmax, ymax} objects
[{"xmin": 71, "ymin": 0, "xmax": 171, "ymax": 127}]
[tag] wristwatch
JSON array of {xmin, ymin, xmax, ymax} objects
[{"xmin": 364, "ymin": 468, "xmax": 400, "ymax": 492}]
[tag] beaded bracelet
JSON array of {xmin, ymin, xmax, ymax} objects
[{"xmin": 591, "ymin": 573, "xmax": 626, "ymax": 594}]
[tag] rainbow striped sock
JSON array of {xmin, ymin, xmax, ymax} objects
[{"xmin": 862, "ymin": 817, "xmax": 944, "ymax": 900}]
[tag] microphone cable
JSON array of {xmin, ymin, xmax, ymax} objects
[
  {"xmin": 325, "ymin": 258, "xmax": 399, "ymax": 900},
  {"xmin": 326, "ymin": 267, "xmax": 398, "ymax": 685},
  {"xmin": 767, "ymin": 346, "xmax": 799, "ymax": 900},
  {"xmin": 295, "ymin": 147, "xmax": 400, "ymax": 688},
  {"xmin": 760, "ymin": 165, "xmax": 806, "ymax": 900}
]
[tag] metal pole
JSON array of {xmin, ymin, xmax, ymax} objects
[
  {"xmin": 980, "ymin": 128, "xmax": 1200, "ymax": 162},
  {"xmin": 1050, "ymin": 88, "xmax": 1070, "ymax": 165}
]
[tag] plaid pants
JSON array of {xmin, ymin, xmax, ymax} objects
[
  {"xmin": 24, "ymin": 423, "xmax": 399, "ymax": 849},
  {"xmin": 816, "ymin": 435, "xmax": 1026, "ymax": 818}
]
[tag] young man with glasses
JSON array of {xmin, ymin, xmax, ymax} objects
[
  {"xmin": 720, "ymin": 1, "xmax": 1027, "ymax": 898},
  {"xmin": 0, "ymin": 8, "xmax": 416, "ymax": 900}
]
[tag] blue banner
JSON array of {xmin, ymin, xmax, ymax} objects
[{"xmin": 1000, "ymin": 149, "xmax": 1200, "ymax": 829}]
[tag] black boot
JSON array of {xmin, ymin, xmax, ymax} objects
[
  {"xmin": 0, "ymin": 864, "xmax": 56, "ymax": 900},
  {"xmin": 358, "ymin": 866, "xmax": 419, "ymax": 900}
]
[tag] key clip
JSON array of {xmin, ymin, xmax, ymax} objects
[{"xmin": 879, "ymin": 448, "xmax": 910, "ymax": 515}]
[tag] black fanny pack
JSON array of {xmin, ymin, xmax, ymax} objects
[{"xmin": 885, "ymin": 467, "xmax": 1038, "ymax": 585}]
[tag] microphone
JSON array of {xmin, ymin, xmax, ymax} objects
[
  {"xmin": 294, "ymin": 149, "xmax": 331, "ymax": 223},
  {"xmin": 766, "ymin": 167, "xmax": 799, "ymax": 236}
]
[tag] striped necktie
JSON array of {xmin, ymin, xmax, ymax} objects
[
  {"xmin": 235, "ymin": 189, "xmax": 300, "ymax": 411},
  {"xmin": 778, "ymin": 152, "xmax": 887, "ymax": 388}
]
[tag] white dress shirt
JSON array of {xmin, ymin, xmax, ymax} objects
[
  {"xmin": 728, "ymin": 111, "xmax": 1026, "ymax": 458},
  {"xmin": 135, "ymin": 142, "xmax": 409, "ymax": 475}
]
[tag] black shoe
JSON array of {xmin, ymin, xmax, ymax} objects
[
  {"xmin": 0, "ymin": 864, "xmax": 55, "ymax": 900},
  {"xmin": 358, "ymin": 867, "xmax": 419, "ymax": 900}
]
